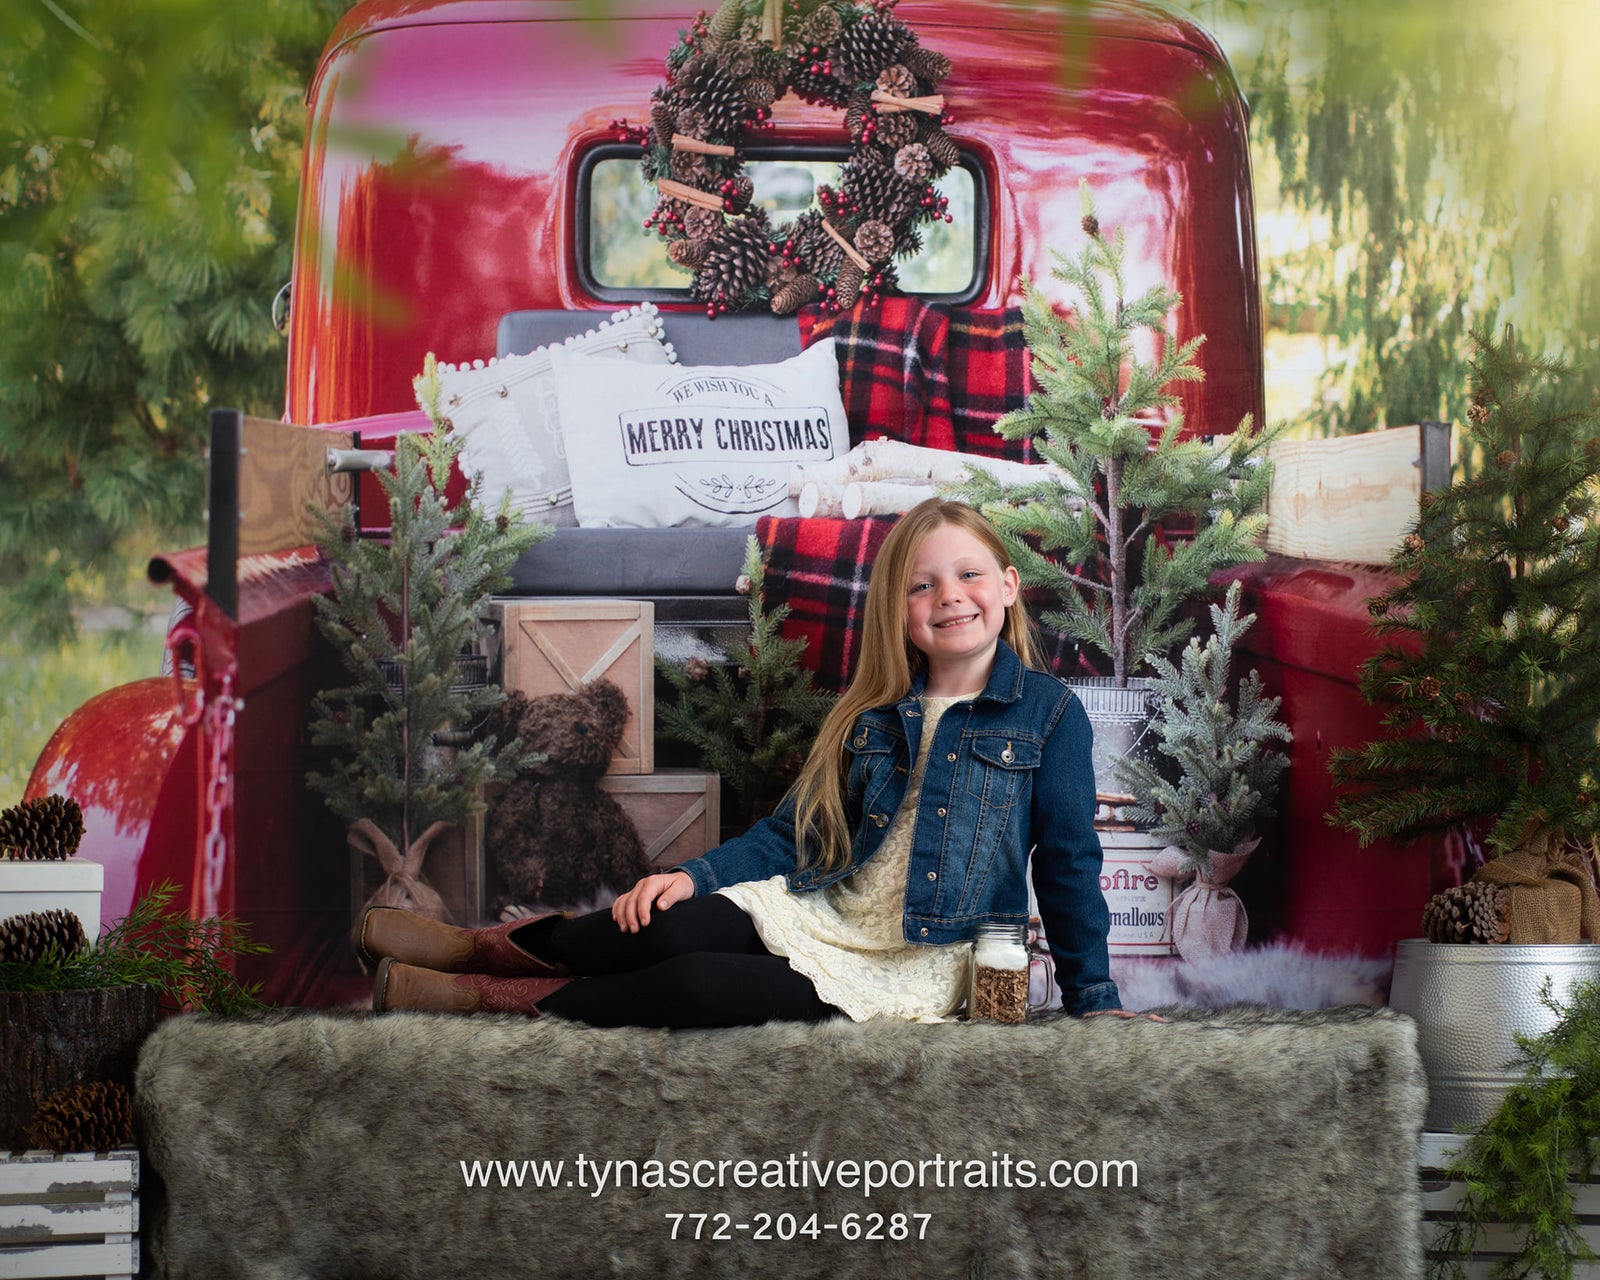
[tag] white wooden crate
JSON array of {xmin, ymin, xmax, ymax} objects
[
  {"xmin": 1420, "ymin": 1132, "xmax": 1600, "ymax": 1278},
  {"xmin": 0, "ymin": 1149, "xmax": 138, "ymax": 1280}
]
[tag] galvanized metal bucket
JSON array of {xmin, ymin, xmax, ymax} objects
[
  {"xmin": 1389, "ymin": 938, "xmax": 1600, "ymax": 1131},
  {"xmin": 1067, "ymin": 676, "xmax": 1162, "ymax": 795}
]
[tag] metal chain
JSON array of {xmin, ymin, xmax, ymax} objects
[{"xmin": 199, "ymin": 672, "xmax": 241, "ymax": 920}]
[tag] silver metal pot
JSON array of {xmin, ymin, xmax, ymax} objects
[
  {"xmin": 1066, "ymin": 675, "xmax": 1162, "ymax": 795},
  {"xmin": 1389, "ymin": 938, "xmax": 1600, "ymax": 1131}
]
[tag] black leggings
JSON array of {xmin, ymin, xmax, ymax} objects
[{"xmin": 519, "ymin": 894, "xmax": 841, "ymax": 1029}]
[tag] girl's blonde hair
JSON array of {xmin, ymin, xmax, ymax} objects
[{"xmin": 788, "ymin": 499, "xmax": 1040, "ymax": 873}]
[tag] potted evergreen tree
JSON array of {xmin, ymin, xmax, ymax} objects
[
  {"xmin": 961, "ymin": 185, "xmax": 1276, "ymax": 789},
  {"xmin": 1113, "ymin": 581, "xmax": 1291, "ymax": 960},
  {"xmin": 307, "ymin": 356, "xmax": 547, "ymax": 931},
  {"xmin": 1330, "ymin": 326, "xmax": 1600, "ymax": 1131}
]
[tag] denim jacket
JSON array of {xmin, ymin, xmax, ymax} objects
[{"xmin": 676, "ymin": 640, "xmax": 1121, "ymax": 1016}]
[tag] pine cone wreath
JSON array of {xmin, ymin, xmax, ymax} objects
[
  {"xmin": 26, "ymin": 1081, "xmax": 133, "ymax": 1154},
  {"xmin": 676, "ymin": 61, "xmax": 748, "ymax": 140},
  {"xmin": 0, "ymin": 794, "xmax": 85, "ymax": 860},
  {"xmin": 1421, "ymin": 881, "xmax": 1512, "ymax": 944},
  {"xmin": 0, "ymin": 908, "xmax": 87, "ymax": 963}
]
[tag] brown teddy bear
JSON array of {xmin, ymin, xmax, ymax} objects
[{"xmin": 484, "ymin": 680, "xmax": 653, "ymax": 918}]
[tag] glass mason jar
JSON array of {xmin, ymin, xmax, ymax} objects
[{"xmin": 967, "ymin": 923, "xmax": 1030, "ymax": 1023}]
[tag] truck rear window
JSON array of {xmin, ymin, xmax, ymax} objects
[{"xmin": 580, "ymin": 147, "xmax": 981, "ymax": 300}]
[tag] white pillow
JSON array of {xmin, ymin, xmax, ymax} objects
[
  {"xmin": 425, "ymin": 304, "xmax": 677, "ymax": 528},
  {"xmin": 549, "ymin": 338, "xmax": 847, "ymax": 528}
]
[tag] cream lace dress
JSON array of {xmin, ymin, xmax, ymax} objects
[{"xmin": 718, "ymin": 694, "xmax": 971, "ymax": 1022}]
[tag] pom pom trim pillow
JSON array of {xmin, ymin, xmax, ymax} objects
[
  {"xmin": 424, "ymin": 304, "xmax": 678, "ymax": 529},
  {"xmin": 550, "ymin": 338, "xmax": 847, "ymax": 528}
]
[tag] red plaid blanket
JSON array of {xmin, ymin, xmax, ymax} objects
[{"xmin": 763, "ymin": 302, "xmax": 1041, "ymax": 691}]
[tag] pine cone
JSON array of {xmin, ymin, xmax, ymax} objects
[
  {"xmin": 0, "ymin": 794, "xmax": 85, "ymax": 860},
  {"xmin": 26, "ymin": 1081, "xmax": 133, "ymax": 1154},
  {"xmin": 0, "ymin": 908, "xmax": 86, "ymax": 963},
  {"xmin": 876, "ymin": 64, "xmax": 916, "ymax": 97},
  {"xmin": 668, "ymin": 237, "xmax": 711, "ymax": 270},
  {"xmin": 675, "ymin": 106, "xmax": 708, "ymax": 139},
  {"xmin": 708, "ymin": 0, "xmax": 746, "ymax": 46},
  {"xmin": 854, "ymin": 219, "xmax": 895, "ymax": 264},
  {"xmin": 727, "ymin": 174, "xmax": 755, "ymax": 213},
  {"xmin": 770, "ymin": 274, "xmax": 822, "ymax": 316},
  {"xmin": 792, "ymin": 210, "xmax": 846, "ymax": 278},
  {"xmin": 894, "ymin": 142, "xmax": 933, "ymax": 183},
  {"xmin": 844, "ymin": 94, "xmax": 874, "ymax": 141},
  {"xmin": 744, "ymin": 77, "xmax": 778, "ymax": 110},
  {"xmin": 873, "ymin": 109, "xmax": 920, "ymax": 151},
  {"xmin": 842, "ymin": 153, "xmax": 918, "ymax": 224},
  {"xmin": 720, "ymin": 40, "xmax": 758, "ymax": 81},
  {"xmin": 671, "ymin": 150, "xmax": 711, "ymax": 185},
  {"xmin": 801, "ymin": 4, "xmax": 843, "ymax": 47},
  {"xmin": 836, "ymin": 11, "xmax": 910, "ymax": 82},
  {"xmin": 684, "ymin": 205, "xmax": 726, "ymax": 242},
  {"xmin": 678, "ymin": 61, "xmax": 748, "ymax": 139},
  {"xmin": 651, "ymin": 99, "xmax": 678, "ymax": 146},
  {"xmin": 919, "ymin": 126, "xmax": 960, "ymax": 170},
  {"xmin": 834, "ymin": 260, "xmax": 865, "ymax": 309},
  {"xmin": 1422, "ymin": 881, "xmax": 1511, "ymax": 944},
  {"xmin": 902, "ymin": 43, "xmax": 952, "ymax": 86},
  {"xmin": 694, "ymin": 215, "xmax": 776, "ymax": 304}
]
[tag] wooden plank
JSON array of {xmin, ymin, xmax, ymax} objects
[
  {"xmin": 0, "ymin": 1197, "xmax": 137, "ymax": 1236},
  {"xmin": 236, "ymin": 415, "xmax": 357, "ymax": 557},
  {"xmin": 1423, "ymin": 1182, "xmax": 1600, "ymax": 1217},
  {"xmin": 0, "ymin": 1154, "xmax": 137, "ymax": 1198},
  {"xmin": 0, "ymin": 1238, "xmax": 137, "ymax": 1278},
  {"xmin": 1264, "ymin": 423, "xmax": 1437, "ymax": 564}
]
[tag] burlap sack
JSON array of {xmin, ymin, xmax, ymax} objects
[
  {"xmin": 1471, "ymin": 825, "xmax": 1600, "ymax": 944},
  {"xmin": 1149, "ymin": 839, "xmax": 1259, "ymax": 962}
]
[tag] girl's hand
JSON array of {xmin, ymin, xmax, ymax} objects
[
  {"xmin": 612, "ymin": 871, "xmax": 696, "ymax": 933},
  {"xmin": 1082, "ymin": 1009, "xmax": 1169, "ymax": 1023}
]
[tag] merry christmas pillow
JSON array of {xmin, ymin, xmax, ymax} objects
[
  {"xmin": 425, "ymin": 304, "xmax": 677, "ymax": 529},
  {"xmin": 550, "ymin": 338, "xmax": 847, "ymax": 528}
]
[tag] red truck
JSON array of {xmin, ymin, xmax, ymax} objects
[{"xmin": 27, "ymin": 0, "xmax": 1436, "ymax": 1005}]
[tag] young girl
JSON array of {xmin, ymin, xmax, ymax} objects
[{"xmin": 363, "ymin": 498, "xmax": 1122, "ymax": 1024}]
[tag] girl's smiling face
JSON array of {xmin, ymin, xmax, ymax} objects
[{"xmin": 904, "ymin": 521, "xmax": 1021, "ymax": 693}]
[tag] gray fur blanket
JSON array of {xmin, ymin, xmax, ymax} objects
[{"xmin": 135, "ymin": 1006, "xmax": 1425, "ymax": 1279}]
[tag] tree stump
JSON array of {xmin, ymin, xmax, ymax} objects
[{"xmin": 0, "ymin": 987, "xmax": 162, "ymax": 1149}]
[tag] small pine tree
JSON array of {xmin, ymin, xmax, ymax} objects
[
  {"xmin": 1114, "ymin": 581, "xmax": 1292, "ymax": 872},
  {"xmin": 1329, "ymin": 326, "xmax": 1600, "ymax": 856},
  {"xmin": 961, "ymin": 184, "xmax": 1276, "ymax": 684},
  {"xmin": 306, "ymin": 356, "xmax": 548, "ymax": 855},
  {"xmin": 655, "ymin": 537, "xmax": 836, "ymax": 825}
]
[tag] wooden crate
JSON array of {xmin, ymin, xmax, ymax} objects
[
  {"xmin": 1419, "ymin": 1132, "xmax": 1600, "ymax": 1278},
  {"xmin": 492, "ymin": 599, "xmax": 654, "ymax": 775},
  {"xmin": 598, "ymin": 769, "xmax": 721, "ymax": 867},
  {"xmin": 0, "ymin": 1148, "xmax": 138, "ymax": 1279}
]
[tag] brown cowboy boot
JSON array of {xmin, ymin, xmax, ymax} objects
[
  {"xmin": 358, "ymin": 906, "xmax": 570, "ymax": 977},
  {"xmin": 372, "ymin": 958, "xmax": 574, "ymax": 1015}
]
